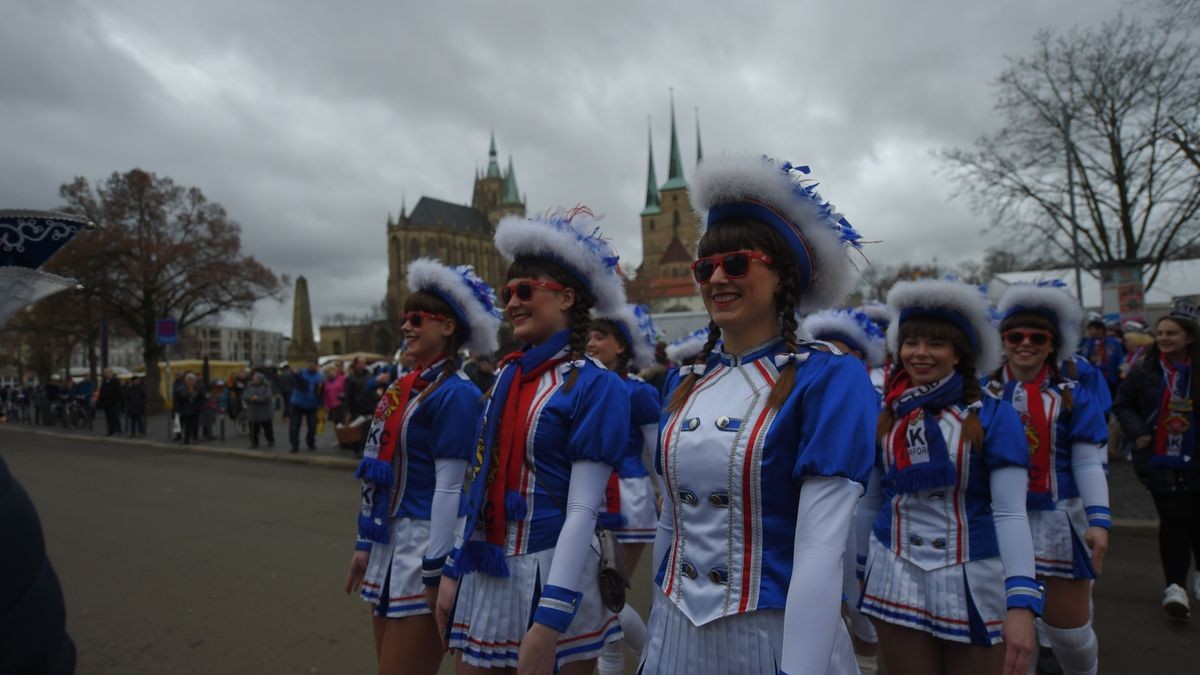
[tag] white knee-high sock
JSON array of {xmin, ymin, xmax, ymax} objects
[
  {"xmin": 618, "ymin": 604, "xmax": 647, "ymax": 653},
  {"xmin": 597, "ymin": 639, "xmax": 624, "ymax": 675},
  {"xmin": 1042, "ymin": 621, "xmax": 1098, "ymax": 675}
]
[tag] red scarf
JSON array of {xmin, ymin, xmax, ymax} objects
[
  {"xmin": 1153, "ymin": 354, "xmax": 1195, "ymax": 468},
  {"xmin": 483, "ymin": 353, "xmax": 565, "ymax": 548},
  {"xmin": 1006, "ymin": 364, "xmax": 1054, "ymax": 506}
]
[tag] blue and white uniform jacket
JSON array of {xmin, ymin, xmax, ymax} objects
[
  {"xmin": 654, "ymin": 338, "xmax": 876, "ymax": 626},
  {"xmin": 871, "ymin": 397, "xmax": 1027, "ymax": 571},
  {"xmin": 984, "ymin": 372, "xmax": 1110, "ymax": 524},
  {"xmin": 619, "ymin": 375, "xmax": 660, "ymax": 479},
  {"xmin": 501, "ymin": 356, "xmax": 629, "ymax": 556},
  {"xmin": 1062, "ymin": 355, "xmax": 1112, "ymax": 414}
]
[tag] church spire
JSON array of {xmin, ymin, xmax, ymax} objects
[
  {"xmin": 400, "ymin": 193, "xmax": 407, "ymax": 219},
  {"xmin": 641, "ymin": 116, "xmax": 662, "ymax": 216},
  {"xmin": 502, "ymin": 155, "xmax": 521, "ymax": 205},
  {"xmin": 486, "ymin": 128, "xmax": 501, "ymax": 179},
  {"xmin": 662, "ymin": 89, "xmax": 686, "ymax": 190},
  {"xmin": 695, "ymin": 107, "xmax": 703, "ymax": 166}
]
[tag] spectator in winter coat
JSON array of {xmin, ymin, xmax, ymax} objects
[
  {"xmin": 125, "ymin": 377, "xmax": 147, "ymax": 436},
  {"xmin": 174, "ymin": 373, "xmax": 206, "ymax": 445},
  {"xmin": 244, "ymin": 371, "xmax": 275, "ymax": 449},
  {"xmin": 322, "ymin": 364, "xmax": 346, "ymax": 425},
  {"xmin": 288, "ymin": 359, "xmax": 324, "ymax": 453},
  {"xmin": 277, "ymin": 364, "xmax": 294, "ymax": 419},
  {"xmin": 97, "ymin": 368, "xmax": 125, "ymax": 436}
]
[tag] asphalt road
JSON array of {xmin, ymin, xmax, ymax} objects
[{"xmin": 2, "ymin": 429, "xmax": 1195, "ymax": 674}]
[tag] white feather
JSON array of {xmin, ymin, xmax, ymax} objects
[
  {"xmin": 885, "ymin": 279, "xmax": 1002, "ymax": 373},
  {"xmin": 406, "ymin": 258, "xmax": 501, "ymax": 355},
  {"xmin": 800, "ymin": 310, "xmax": 886, "ymax": 367},
  {"xmin": 666, "ymin": 330, "xmax": 709, "ymax": 364}
]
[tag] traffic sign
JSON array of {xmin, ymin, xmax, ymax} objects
[{"xmin": 156, "ymin": 318, "xmax": 179, "ymax": 345}]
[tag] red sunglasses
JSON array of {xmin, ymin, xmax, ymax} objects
[
  {"xmin": 1003, "ymin": 329, "xmax": 1054, "ymax": 347},
  {"xmin": 403, "ymin": 310, "xmax": 449, "ymax": 328},
  {"xmin": 501, "ymin": 279, "xmax": 565, "ymax": 304},
  {"xmin": 690, "ymin": 250, "xmax": 773, "ymax": 284}
]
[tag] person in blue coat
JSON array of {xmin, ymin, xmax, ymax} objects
[
  {"xmin": 435, "ymin": 207, "xmax": 632, "ymax": 674},
  {"xmin": 344, "ymin": 259, "xmax": 500, "ymax": 675}
]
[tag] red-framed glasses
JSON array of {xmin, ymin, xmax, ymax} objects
[
  {"xmin": 501, "ymin": 279, "xmax": 565, "ymax": 304},
  {"xmin": 403, "ymin": 310, "xmax": 450, "ymax": 328},
  {"xmin": 690, "ymin": 250, "xmax": 774, "ymax": 284},
  {"xmin": 1002, "ymin": 329, "xmax": 1054, "ymax": 347}
]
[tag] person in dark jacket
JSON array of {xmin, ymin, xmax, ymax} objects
[
  {"xmin": 174, "ymin": 373, "xmax": 206, "ymax": 445},
  {"xmin": 96, "ymin": 368, "xmax": 124, "ymax": 436},
  {"xmin": 276, "ymin": 363, "xmax": 294, "ymax": 420},
  {"xmin": 1114, "ymin": 305, "xmax": 1200, "ymax": 619},
  {"xmin": 0, "ymin": 452, "xmax": 76, "ymax": 674},
  {"xmin": 244, "ymin": 371, "xmax": 275, "ymax": 449},
  {"xmin": 125, "ymin": 377, "xmax": 147, "ymax": 437}
]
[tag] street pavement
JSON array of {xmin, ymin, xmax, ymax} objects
[{"xmin": 2, "ymin": 427, "xmax": 1196, "ymax": 674}]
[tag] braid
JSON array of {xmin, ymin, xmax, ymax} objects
[
  {"xmin": 562, "ymin": 295, "xmax": 593, "ymax": 393},
  {"xmin": 416, "ymin": 339, "xmax": 464, "ymax": 403},
  {"xmin": 666, "ymin": 321, "xmax": 722, "ymax": 413},
  {"xmin": 766, "ymin": 273, "xmax": 800, "ymax": 410},
  {"xmin": 959, "ymin": 359, "xmax": 985, "ymax": 447}
]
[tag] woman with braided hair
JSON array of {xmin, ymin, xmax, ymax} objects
[
  {"xmin": 856, "ymin": 278, "xmax": 1040, "ymax": 675},
  {"xmin": 639, "ymin": 156, "xmax": 877, "ymax": 675},
  {"xmin": 434, "ymin": 208, "xmax": 631, "ymax": 675},
  {"xmin": 344, "ymin": 259, "xmax": 501, "ymax": 675},
  {"xmin": 981, "ymin": 282, "xmax": 1109, "ymax": 675}
]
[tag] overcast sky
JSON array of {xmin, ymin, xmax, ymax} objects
[{"xmin": 2, "ymin": 0, "xmax": 1138, "ymax": 337}]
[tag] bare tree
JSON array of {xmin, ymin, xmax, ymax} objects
[
  {"xmin": 941, "ymin": 13, "xmax": 1200, "ymax": 290},
  {"xmin": 49, "ymin": 169, "xmax": 286, "ymax": 409}
]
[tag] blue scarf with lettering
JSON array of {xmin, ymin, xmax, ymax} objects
[{"xmin": 884, "ymin": 371, "xmax": 963, "ymax": 494}]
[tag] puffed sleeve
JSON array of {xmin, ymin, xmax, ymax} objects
[
  {"xmin": 793, "ymin": 354, "xmax": 876, "ymax": 486},
  {"xmin": 1067, "ymin": 386, "xmax": 1108, "ymax": 446},
  {"xmin": 630, "ymin": 381, "xmax": 661, "ymax": 427},
  {"xmin": 981, "ymin": 397, "xmax": 1030, "ymax": 470},
  {"xmin": 566, "ymin": 366, "xmax": 630, "ymax": 468},
  {"xmin": 428, "ymin": 378, "xmax": 483, "ymax": 461},
  {"xmin": 1072, "ymin": 357, "xmax": 1112, "ymax": 413}
]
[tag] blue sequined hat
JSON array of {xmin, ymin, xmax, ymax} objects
[
  {"xmin": 691, "ymin": 155, "xmax": 864, "ymax": 313},
  {"xmin": 494, "ymin": 206, "xmax": 627, "ymax": 315},
  {"xmin": 406, "ymin": 258, "xmax": 502, "ymax": 355}
]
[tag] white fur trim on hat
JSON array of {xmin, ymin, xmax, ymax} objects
[
  {"xmin": 859, "ymin": 302, "xmax": 893, "ymax": 330},
  {"xmin": 690, "ymin": 154, "xmax": 860, "ymax": 313},
  {"xmin": 593, "ymin": 304, "xmax": 660, "ymax": 371},
  {"xmin": 406, "ymin": 258, "xmax": 502, "ymax": 355},
  {"xmin": 800, "ymin": 308, "xmax": 887, "ymax": 367},
  {"xmin": 494, "ymin": 208, "xmax": 626, "ymax": 315},
  {"xmin": 666, "ymin": 327, "xmax": 709, "ymax": 364},
  {"xmin": 886, "ymin": 279, "xmax": 1002, "ymax": 373},
  {"xmin": 996, "ymin": 282, "xmax": 1084, "ymax": 364}
]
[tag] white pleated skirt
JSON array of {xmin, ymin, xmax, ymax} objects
[
  {"xmin": 638, "ymin": 593, "xmax": 860, "ymax": 675},
  {"xmin": 361, "ymin": 517, "xmax": 431, "ymax": 618},
  {"xmin": 449, "ymin": 543, "xmax": 622, "ymax": 669},
  {"xmin": 859, "ymin": 537, "xmax": 1006, "ymax": 646},
  {"xmin": 614, "ymin": 475, "xmax": 659, "ymax": 543},
  {"xmin": 1030, "ymin": 497, "xmax": 1095, "ymax": 579}
]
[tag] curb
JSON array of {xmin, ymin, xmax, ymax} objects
[
  {"xmin": 0, "ymin": 425, "xmax": 358, "ymax": 471},
  {"xmin": 1111, "ymin": 518, "xmax": 1158, "ymax": 535}
]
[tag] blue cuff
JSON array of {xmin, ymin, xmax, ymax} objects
[
  {"xmin": 855, "ymin": 554, "xmax": 867, "ymax": 580},
  {"xmin": 532, "ymin": 584, "xmax": 583, "ymax": 633},
  {"xmin": 421, "ymin": 555, "xmax": 446, "ymax": 587},
  {"xmin": 1085, "ymin": 505, "xmax": 1112, "ymax": 530},
  {"xmin": 441, "ymin": 547, "xmax": 461, "ymax": 581},
  {"xmin": 1004, "ymin": 576, "xmax": 1044, "ymax": 615},
  {"xmin": 354, "ymin": 537, "xmax": 372, "ymax": 552}
]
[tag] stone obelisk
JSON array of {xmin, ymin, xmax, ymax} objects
[{"xmin": 285, "ymin": 275, "xmax": 319, "ymax": 363}]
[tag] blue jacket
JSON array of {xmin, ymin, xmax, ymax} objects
[{"xmin": 289, "ymin": 369, "xmax": 324, "ymax": 410}]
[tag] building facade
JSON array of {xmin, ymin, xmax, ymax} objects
[{"xmin": 181, "ymin": 325, "xmax": 288, "ymax": 366}]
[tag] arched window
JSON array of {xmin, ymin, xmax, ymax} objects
[
  {"xmin": 409, "ymin": 238, "xmax": 419, "ymax": 261},
  {"xmin": 425, "ymin": 238, "xmax": 438, "ymax": 257},
  {"xmin": 389, "ymin": 237, "xmax": 400, "ymax": 276},
  {"xmin": 649, "ymin": 219, "xmax": 655, "ymax": 231},
  {"xmin": 332, "ymin": 340, "xmax": 343, "ymax": 354}
]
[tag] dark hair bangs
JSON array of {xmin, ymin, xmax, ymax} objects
[
  {"xmin": 1000, "ymin": 311, "xmax": 1060, "ymax": 350},
  {"xmin": 506, "ymin": 256, "xmax": 594, "ymax": 304},
  {"xmin": 898, "ymin": 316, "xmax": 975, "ymax": 361}
]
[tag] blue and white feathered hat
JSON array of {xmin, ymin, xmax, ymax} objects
[
  {"xmin": 800, "ymin": 308, "xmax": 887, "ymax": 367},
  {"xmin": 996, "ymin": 280, "xmax": 1084, "ymax": 364},
  {"xmin": 494, "ymin": 206, "xmax": 626, "ymax": 315},
  {"xmin": 595, "ymin": 304, "xmax": 661, "ymax": 371},
  {"xmin": 406, "ymin": 258, "xmax": 502, "ymax": 355},
  {"xmin": 691, "ymin": 155, "xmax": 864, "ymax": 313},
  {"xmin": 859, "ymin": 302, "xmax": 893, "ymax": 334},
  {"xmin": 666, "ymin": 326, "xmax": 710, "ymax": 364},
  {"xmin": 886, "ymin": 278, "xmax": 1003, "ymax": 373}
]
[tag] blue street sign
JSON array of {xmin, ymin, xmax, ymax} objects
[{"xmin": 157, "ymin": 318, "xmax": 179, "ymax": 345}]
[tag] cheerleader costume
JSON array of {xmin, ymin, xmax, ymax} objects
[
  {"xmin": 603, "ymin": 374, "xmax": 662, "ymax": 543},
  {"xmin": 857, "ymin": 391, "xmax": 1043, "ymax": 646},
  {"xmin": 985, "ymin": 367, "xmax": 1110, "ymax": 579},
  {"xmin": 355, "ymin": 358, "xmax": 481, "ymax": 618},
  {"xmin": 444, "ymin": 330, "xmax": 630, "ymax": 669},
  {"xmin": 640, "ymin": 338, "xmax": 877, "ymax": 675}
]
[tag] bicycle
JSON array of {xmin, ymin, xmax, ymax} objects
[{"xmin": 234, "ymin": 408, "xmax": 249, "ymax": 436}]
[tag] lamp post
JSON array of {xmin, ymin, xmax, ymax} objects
[{"xmin": 1064, "ymin": 105, "xmax": 1084, "ymax": 304}]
